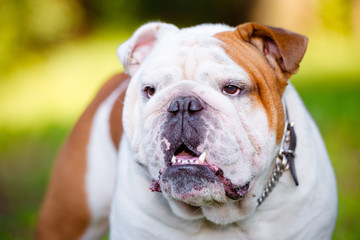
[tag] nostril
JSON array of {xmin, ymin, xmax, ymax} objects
[
  {"xmin": 168, "ymin": 100, "xmax": 180, "ymax": 113},
  {"xmin": 167, "ymin": 96, "xmax": 204, "ymax": 114},
  {"xmin": 188, "ymin": 98, "xmax": 203, "ymax": 112}
]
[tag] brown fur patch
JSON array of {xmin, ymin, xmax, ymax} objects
[
  {"xmin": 110, "ymin": 81, "xmax": 128, "ymax": 150},
  {"xmin": 214, "ymin": 30, "xmax": 286, "ymax": 143},
  {"xmin": 36, "ymin": 73, "xmax": 129, "ymax": 239}
]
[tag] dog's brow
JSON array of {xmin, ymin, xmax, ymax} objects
[{"xmin": 162, "ymin": 73, "xmax": 174, "ymax": 82}]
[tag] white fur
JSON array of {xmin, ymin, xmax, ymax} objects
[
  {"xmin": 81, "ymin": 81, "xmax": 128, "ymax": 240},
  {"xmin": 109, "ymin": 22, "xmax": 337, "ymax": 239}
]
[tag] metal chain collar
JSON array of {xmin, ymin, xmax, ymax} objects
[{"xmin": 257, "ymin": 106, "xmax": 298, "ymax": 206}]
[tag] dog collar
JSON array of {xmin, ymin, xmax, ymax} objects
[{"xmin": 257, "ymin": 104, "xmax": 299, "ymax": 205}]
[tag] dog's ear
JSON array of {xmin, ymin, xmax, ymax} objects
[
  {"xmin": 117, "ymin": 22, "xmax": 178, "ymax": 76},
  {"xmin": 236, "ymin": 23, "xmax": 308, "ymax": 75}
]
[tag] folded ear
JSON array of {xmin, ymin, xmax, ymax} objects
[
  {"xmin": 236, "ymin": 23, "xmax": 308, "ymax": 75},
  {"xmin": 117, "ymin": 22, "xmax": 179, "ymax": 76}
]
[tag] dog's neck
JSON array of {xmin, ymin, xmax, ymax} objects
[{"xmin": 257, "ymin": 102, "xmax": 299, "ymax": 205}]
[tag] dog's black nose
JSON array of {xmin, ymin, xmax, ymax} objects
[
  {"xmin": 167, "ymin": 96, "xmax": 203, "ymax": 114},
  {"xmin": 164, "ymin": 96, "xmax": 206, "ymax": 160}
]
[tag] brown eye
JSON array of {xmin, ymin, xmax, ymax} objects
[
  {"xmin": 144, "ymin": 86, "xmax": 156, "ymax": 98},
  {"xmin": 223, "ymin": 85, "xmax": 241, "ymax": 96}
]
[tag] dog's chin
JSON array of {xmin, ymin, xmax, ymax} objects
[
  {"xmin": 157, "ymin": 162, "xmax": 251, "ymax": 202},
  {"xmin": 167, "ymin": 199, "xmax": 205, "ymax": 221},
  {"xmin": 166, "ymin": 188, "xmax": 257, "ymax": 225},
  {"xmin": 159, "ymin": 164, "xmax": 227, "ymax": 206},
  {"xmin": 201, "ymin": 195, "xmax": 257, "ymax": 224},
  {"xmin": 154, "ymin": 163, "xmax": 255, "ymax": 224}
]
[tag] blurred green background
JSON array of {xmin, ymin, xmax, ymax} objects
[{"xmin": 0, "ymin": 0, "xmax": 359, "ymax": 239}]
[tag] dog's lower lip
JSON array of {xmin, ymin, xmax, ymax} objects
[
  {"xmin": 153, "ymin": 163, "xmax": 250, "ymax": 200},
  {"xmin": 236, "ymin": 182, "xmax": 250, "ymax": 196},
  {"xmin": 214, "ymin": 168, "xmax": 250, "ymax": 200}
]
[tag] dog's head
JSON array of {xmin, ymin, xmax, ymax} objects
[{"xmin": 118, "ymin": 22, "xmax": 307, "ymax": 224}]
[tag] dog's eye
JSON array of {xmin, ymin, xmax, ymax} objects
[
  {"xmin": 144, "ymin": 86, "xmax": 156, "ymax": 98},
  {"xmin": 223, "ymin": 85, "xmax": 242, "ymax": 96}
]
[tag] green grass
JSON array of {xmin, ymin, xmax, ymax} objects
[
  {"xmin": 0, "ymin": 124, "xmax": 70, "ymax": 239},
  {"xmin": 0, "ymin": 30, "xmax": 359, "ymax": 239}
]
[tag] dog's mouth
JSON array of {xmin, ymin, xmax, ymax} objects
[{"xmin": 150, "ymin": 144, "xmax": 250, "ymax": 203}]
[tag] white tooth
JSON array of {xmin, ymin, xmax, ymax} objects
[
  {"xmin": 171, "ymin": 156, "xmax": 176, "ymax": 164},
  {"xmin": 199, "ymin": 152, "xmax": 206, "ymax": 164},
  {"xmin": 194, "ymin": 160, "xmax": 199, "ymax": 164}
]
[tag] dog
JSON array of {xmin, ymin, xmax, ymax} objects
[{"xmin": 36, "ymin": 22, "xmax": 338, "ymax": 239}]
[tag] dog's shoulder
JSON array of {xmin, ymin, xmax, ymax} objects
[
  {"xmin": 71, "ymin": 72, "xmax": 130, "ymax": 150},
  {"xmin": 36, "ymin": 73, "xmax": 129, "ymax": 239}
]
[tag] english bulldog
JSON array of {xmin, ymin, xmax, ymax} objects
[{"xmin": 36, "ymin": 22, "xmax": 338, "ymax": 240}]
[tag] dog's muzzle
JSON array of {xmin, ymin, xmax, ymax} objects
[{"xmin": 150, "ymin": 95, "xmax": 250, "ymax": 205}]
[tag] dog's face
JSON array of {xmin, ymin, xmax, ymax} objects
[{"xmin": 118, "ymin": 22, "xmax": 307, "ymax": 224}]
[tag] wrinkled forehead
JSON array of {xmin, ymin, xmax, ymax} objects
[
  {"xmin": 140, "ymin": 24, "xmax": 246, "ymax": 81},
  {"xmin": 153, "ymin": 24, "xmax": 234, "ymax": 61},
  {"xmin": 166, "ymin": 24, "xmax": 234, "ymax": 46}
]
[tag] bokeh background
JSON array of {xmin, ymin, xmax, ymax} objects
[{"xmin": 0, "ymin": 0, "xmax": 359, "ymax": 239}]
